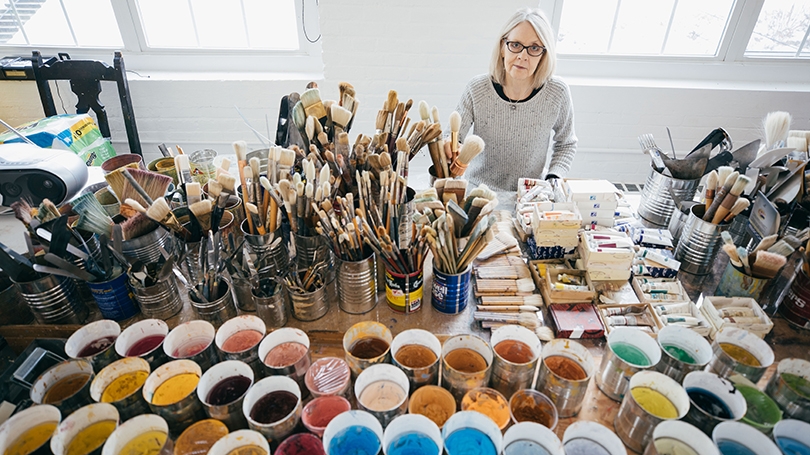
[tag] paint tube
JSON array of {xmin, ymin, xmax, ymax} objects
[
  {"xmin": 718, "ymin": 307, "xmax": 756, "ymax": 318},
  {"xmin": 607, "ymin": 314, "xmax": 655, "ymax": 327},
  {"xmin": 661, "ymin": 315, "xmax": 701, "ymax": 326},
  {"xmin": 553, "ymin": 282, "xmax": 590, "ymax": 292}
]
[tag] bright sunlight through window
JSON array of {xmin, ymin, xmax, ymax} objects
[{"xmin": 745, "ymin": 0, "xmax": 810, "ymax": 57}]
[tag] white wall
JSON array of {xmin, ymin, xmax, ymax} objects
[{"xmin": 1, "ymin": 0, "xmax": 809, "ymax": 184}]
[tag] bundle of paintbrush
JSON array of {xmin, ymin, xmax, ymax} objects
[
  {"xmin": 232, "ymin": 141, "xmax": 288, "ymax": 236},
  {"xmin": 177, "ymin": 229, "xmax": 243, "ymax": 303},
  {"xmin": 290, "ymin": 83, "xmax": 359, "ymax": 148},
  {"xmin": 412, "ymin": 182, "xmax": 499, "ymax": 274},
  {"xmin": 314, "ymin": 194, "xmax": 371, "ymax": 262},
  {"xmin": 283, "ymin": 262, "xmax": 327, "ymax": 294},
  {"xmin": 11, "ymin": 198, "xmax": 66, "ymax": 233},
  {"xmin": 720, "ymin": 229, "xmax": 807, "ymax": 279},
  {"xmin": 702, "ymin": 168, "xmax": 752, "ymax": 224}
]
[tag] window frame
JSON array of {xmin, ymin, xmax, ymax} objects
[
  {"xmin": 541, "ymin": 0, "xmax": 810, "ymax": 64},
  {"xmin": 0, "ymin": 0, "xmax": 324, "ymax": 76}
]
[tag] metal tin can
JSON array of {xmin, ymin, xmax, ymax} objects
[
  {"xmin": 655, "ymin": 325, "xmax": 713, "ymax": 383},
  {"xmin": 385, "ymin": 267, "xmax": 423, "ymax": 313},
  {"xmin": 681, "ymin": 371, "xmax": 747, "ymax": 436},
  {"xmin": 15, "ymin": 273, "xmax": 88, "ymax": 324},
  {"xmin": 343, "ymin": 322, "xmax": 393, "ymax": 378},
  {"xmin": 441, "ymin": 411, "xmax": 503, "ymax": 455},
  {"xmin": 130, "ymin": 273, "xmax": 183, "ymax": 320},
  {"xmin": 337, "ymin": 253, "xmax": 378, "ymax": 314},
  {"xmin": 253, "ymin": 279, "xmax": 287, "ymax": 329},
  {"xmin": 390, "ymin": 329, "xmax": 441, "ymax": 392},
  {"xmin": 0, "ymin": 404, "xmax": 61, "ymax": 455},
  {"xmin": 257, "ymin": 327, "xmax": 311, "ymax": 392},
  {"xmin": 242, "ymin": 376, "xmax": 302, "ymax": 443},
  {"xmin": 231, "ymin": 277, "xmax": 255, "ymax": 312},
  {"xmin": 215, "ymin": 315, "xmax": 266, "ymax": 378},
  {"xmin": 207, "ymin": 430, "xmax": 268, "ymax": 455},
  {"xmin": 711, "ymin": 421, "xmax": 782, "ymax": 455},
  {"xmin": 765, "ymin": 358, "xmax": 810, "ymax": 422},
  {"xmin": 197, "ymin": 360, "xmax": 254, "ymax": 431},
  {"xmin": 614, "ymin": 371, "xmax": 690, "ymax": 453},
  {"xmin": 115, "ymin": 319, "xmax": 170, "ymax": 371},
  {"xmin": 674, "ymin": 205, "xmax": 730, "ymax": 275},
  {"xmin": 563, "ymin": 421, "xmax": 625, "ymax": 455},
  {"xmin": 707, "ymin": 327, "xmax": 774, "ymax": 383},
  {"xmin": 189, "ymin": 277, "xmax": 238, "ymax": 328},
  {"xmin": 779, "ymin": 266, "xmax": 810, "ymax": 330},
  {"xmin": 50, "ymin": 403, "xmax": 118, "ymax": 455},
  {"xmin": 431, "ymin": 264, "xmax": 472, "ymax": 315},
  {"xmin": 596, "ymin": 328, "xmax": 662, "ymax": 402},
  {"xmin": 90, "ymin": 357, "xmax": 151, "ymax": 422},
  {"xmin": 86, "ymin": 268, "xmax": 140, "ymax": 322},
  {"xmin": 285, "ymin": 274, "xmax": 329, "ymax": 322},
  {"xmin": 242, "ymin": 221, "xmax": 289, "ymax": 279},
  {"xmin": 441, "ymin": 334, "xmax": 493, "ymax": 402},
  {"xmin": 638, "ymin": 166, "xmax": 700, "ymax": 227},
  {"xmin": 65, "ymin": 319, "xmax": 121, "ymax": 373},
  {"xmin": 641, "ymin": 420, "xmax": 718, "ymax": 455},
  {"xmin": 29, "ymin": 359, "xmax": 95, "ymax": 417},
  {"xmin": 142, "ymin": 360, "xmax": 206, "ymax": 438},
  {"xmin": 489, "ymin": 325, "xmax": 541, "ymax": 399},
  {"xmin": 716, "ymin": 262, "xmax": 769, "ymax": 300},
  {"xmin": 0, "ymin": 271, "xmax": 34, "ymax": 324},
  {"xmin": 354, "ymin": 364, "xmax": 409, "ymax": 428},
  {"xmin": 535, "ymin": 339, "xmax": 594, "ymax": 418},
  {"xmin": 122, "ymin": 226, "xmax": 172, "ymax": 264},
  {"xmin": 163, "ymin": 320, "xmax": 219, "ymax": 371},
  {"xmin": 102, "ymin": 414, "xmax": 174, "ymax": 455}
]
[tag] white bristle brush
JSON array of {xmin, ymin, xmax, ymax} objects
[
  {"xmin": 449, "ymin": 135, "xmax": 485, "ymax": 178},
  {"xmin": 764, "ymin": 111, "xmax": 791, "ymax": 150}
]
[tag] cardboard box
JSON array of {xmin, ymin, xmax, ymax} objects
[
  {"xmin": 700, "ymin": 296, "xmax": 774, "ymax": 340},
  {"xmin": 550, "ymin": 303, "xmax": 605, "ymax": 339},
  {"xmin": 652, "ymin": 300, "xmax": 712, "ymax": 337},
  {"xmin": 597, "ymin": 303, "xmax": 662, "ymax": 337},
  {"xmin": 564, "ymin": 179, "xmax": 620, "ymax": 202},
  {"xmin": 531, "ymin": 262, "xmax": 595, "ymax": 305},
  {"xmin": 632, "ymin": 277, "xmax": 689, "ymax": 303}
]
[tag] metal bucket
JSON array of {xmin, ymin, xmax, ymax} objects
[
  {"xmin": 614, "ymin": 371, "xmax": 690, "ymax": 453},
  {"xmin": 441, "ymin": 334, "xmax": 493, "ymax": 402},
  {"xmin": 707, "ymin": 327, "xmax": 774, "ymax": 383},
  {"xmin": 638, "ymin": 166, "xmax": 700, "ymax": 227},
  {"xmin": 122, "ymin": 226, "xmax": 172, "ymax": 264},
  {"xmin": 87, "ymin": 268, "xmax": 140, "ymax": 322},
  {"xmin": 215, "ymin": 315, "xmax": 266, "ymax": 378},
  {"xmin": 65, "ymin": 319, "xmax": 121, "ymax": 373},
  {"xmin": 189, "ymin": 277, "xmax": 238, "ymax": 328},
  {"xmin": 674, "ymin": 205, "xmax": 730, "ymax": 275},
  {"xmin": 431, "ymin": 264, "xmax": 472, "ymax": 314},
  {"xmin": 489, "ymin": 325, "xmax": 541, "ymax": 399},
  {"xmin": 242, "ymin": 221, "xmax": 289, "ymax": 278},
  {"xmin": 0, "ymin": 271, "xmax": 34, "ymax": 324},
  {"xmin": 14, "ymin": 273, "xmax": 88, "ymax": 324},
  {"xmin": 89, "ymin": 357, "xmax": 151, "ymax": 422},
  {"xmin": 716, "ymin": 261, "xmax": 769, "ymax": 300},
  {"xmin": 535, "ymin": 339, "xmax": 594, "ymax": 418},
  {"xmin": 337, "ymin": 253, "xmax": 378, "ymax": 314},
  {"xmin": 286, "ymin": 275, "xmax": 329, "ymax": 322},
  {"xmin": 163, "ymin": 320, "xmax": 219, "ymax": 371},
  {"xmin": 596, "ymin": 328, "xmax": 662, "ymax": 402},
  {"xmin": 655, "ymin": 325, "xmax": 713, "ymax": 383},
  {"xmin": 130, "ymin": 274, "xmax": 184, "ymax": 319},
  {"xmin": 390, "ymin": 329, "xmax": 442, "ymax": 392},
  {"xmin": 253, "ymin": 279, "xmax": 287, "ymax": 329},
  {"xmin": 197, "ymin": 360, "xmax": 254, "ymax": 431},
  {"xmin": 765, "ymin": 358, "xmax": 810, "ymax": 422},
  {"xmin": 142, "ymin": 360, "xmax": 206, "ymax": 438},
  {"xmin": 232, "ymin": 277, "xmax": 256, "ymax": 312},
  {"xmin": 779, "ymin": 266, "xmax": 810, "ymax": 330},
  {"xmin": 681, "ymin": 371, "xmax": 747, "ymax": 436}
]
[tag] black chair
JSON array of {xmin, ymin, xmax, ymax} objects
[{"xmin": 31, "ymin": 50, "xmax": 142, "ymax": 157}]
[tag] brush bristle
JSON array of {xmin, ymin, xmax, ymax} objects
[
  {"xmin": 717, "ymin": 166, "xmax": 733, "ymax": 188},
  {"xmin": 449, "ymin": 111, "xmax": 461, "ymax": 132},
  {"xmin": 232, "ymin": 140, "xmax": 248, "ymax": 161},
  {"xmin": 245, "ymin": 202, "xmax": 259, "ymax": 214},
  {"xmin": 217, "ymin": 173, "xmax": 236, "ymax": 193},
  {"xmin": 330, "ymin": 104, "xmax": 352, "ymax": 128},
  {"xmin": 189, "ymin": 199, "xmax": 212, "ymax": 217},
  {"xmin": 419, "ymin": 100, "xmax": 430, "ymax": 121},
  {"xmin": 729, "ymin": 175, "xmax": 751, "ymax": 196},
  {"xmin": 119, "ymin": 213, "xmax": 156, "ymax": 240},
  {"xmin": 396, "ymin": 137, "xmax": 409, "ymax": 153},
  {"xmin": 751, "ymin": 251, "xmax": 787, "ymax": 278},
  {"xmin": 146, "ymin": 197, "xmax": 171, "ymax": 222},
  {"xmin": 706, "ymin": 170, "xmax": 718, "ymax": 190},
  {"xmin": 123, "ymin": 198, "xmax": 147, "ymax": 214},
  {"xmin": 431, "ymin": 106, "xmax": 440, "ymax": 124},
  {"xmin": 764, "ymin": 111, "xmax": 791, "ymax": 149},
  {"xmin": 174, "ymin": 154, "xmax": 190, "ymax": 171},
  {"xmin": 459, "ymin": 135, "xmax": 485, "ymax": 164}
]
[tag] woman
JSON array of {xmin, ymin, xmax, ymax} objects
[{"xmin": 453, "ymin": 7, "xmax": 576, "ymax": 192}]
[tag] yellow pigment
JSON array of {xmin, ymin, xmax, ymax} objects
[
  {"xmin": 719, "ymin": 343, "xmax": 761, "ymax": 367},
  {"xmin": 4, "ymin": 422, "xmax": 57, "ymax": 455},
  {"xmin": 151, "ymin": 373, "xmax": 199, "ymax": 406},
  {"xmin": 225, "ymin": 446, "xmax": 267, "ymax": 455},
  {"xmin": 101, "ymin": 371, "xmax": 149, "ymax": 402},
  {"xmin": 118, "ymin": 430, "xmax": 167, "ymax": 455},
  {"xmin": 631, "ymin": 387, "xmax": 678, "ymax": 418},
  {"xmin": 65, "ymin": 420, "xmax": 117, "ymax": 455}
]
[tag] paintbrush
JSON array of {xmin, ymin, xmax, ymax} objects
[
  {"xmin": 449, "ymin": 135, "xmax": 485, "ymax": 178},
  {"xmin": 174, "ymin": 154, "xmax": 193, "ymax": 188},
  {"xmin": 233, "ymin": 140, "xmax": 256, "ymax": 236},
  {"xmin": 475, "ymin": 265, "xmax": 531, "ymax": 280},
  {"xmin": 704, "ymin": 170, "xmax": 718, "ymax": 207},
  {"xmin": 474, "ymin": 312, "xmax": 540, "ymax": 329},
  {"xmin": 190, "ymin": 199, "xmax": 213, "ymax": 232},
  {"xmin": 119, "ymin": 212, "xmax": 157, "ymax": 240},
  {"xmin": 704, "ymin": 170, "xmax": 739, "ymax": 222},
  {"xmin": 449, "ymin": 111, "xmax": 461, "ymax": 161},
  {"xmin": 72, "ymin": 193, "xmax": 114, "ymax": 236},
  {"xmin": 712, "ymin": 175, "xmax": 750, "ymax": 224},
  {"xmin": 764, "ymin": 111, "xmax": 791, "ymax": 149},
  {"xmin": 301, "ymin": 88, "xmax": 328, "ymax": 126},
  {"xmin": 145, "ymin": 197, "xmax": 189, "ymax": 239},
  {"xmin": 245, "ymin": 202, "xmax": 265, "ymax": 235},
  {"xmin": 475, "ymin": 305, "xmax": 539, "ymax": 312},
  {"xmin": 479, "ymin": 295, "xmax": 543, "ymax": 306},
  {"xmin": 723, "ymin": 198, "xmax": 750, "ymax": 223},
  {"xmin": 751, "ymin": 251, "xmax": 787, "ymax": 279}
]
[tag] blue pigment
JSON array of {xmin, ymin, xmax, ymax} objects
[
  {"xmin": 328, "ymin": 425, "xmax": 381, "ymax": 455},
  {"xmin": 563, "ymin": 438, "xmax": 611, "ymax": 455},
  {"xmin": 387, "ymin": 432, "xmax": 439, "ymax": 455},
  {"xmin": 503, "ymin": 440, "xmax": 550, "ymax": 455},
  {"xmin": 776, "ymin": 437, "xmax": 810, "ymax": 455},
  {"xmin": 686, "ymin": 387, "xmax": 732, "ymax": 419},
  {"xmin": 444, "ymin": 428, "xmax": 497, "ymax": 455},
  {"xmin": 716, "ymin": 440, "xmax": 757, "ymax": 455}
]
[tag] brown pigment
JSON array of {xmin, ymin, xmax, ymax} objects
[
  {"xmin": 510, "ymin": 393, "xmax": 552, "ymax": 427},
  {"xmin": 544, "ymin": 355, "xmax": 587, "ymax": 380},
  {"xmin": 444, "ymin": 348, "xmax": 488, "ymax": 373},
  {"xmin": 395, "ymin": 344, "xmax": 438, "ymax": 368},
  {"xmin": 494, "ymin": 340, "xmax": 535, "ymax": 364},
  {"xmin": 349, "ymin": 337, "xmax": 389, "ymax": 359},
  {"xmin": 42, "ymin": 373, "xmax": 92, "ymax": 404}
]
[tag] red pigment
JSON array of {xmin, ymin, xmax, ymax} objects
[
  {"xmin": 126, "ymin": 334, "xmax": 165, "ymax": 356},
  {"xmin": 275, "ymin": 434, "xmax": 325, "ymax": 455},
  {"xmin": 77, "ymin": 336, "xmax": 117, "ymax": 357},
  {"xmin": 172, "ymin": 336, "xmax": 211, "ymax": 358},
  {"xmin": 264, "ymin": 342, "xmax": 308, "ymax": 367},
  {"xmin": 222, "ymin": 330, "xmax": 264, "ymax": 353},
  {"xmin": 306, "ymin": 396, "xmax": 350, "ymax": 428},
  {"xmin": 494, "ymin": 339, "xmax": 535, "ymax": 364}
]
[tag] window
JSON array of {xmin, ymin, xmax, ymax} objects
[
  {"xmin": 556, "ymin": 0, "xmax": 736, "ymax": 56},
  {"xmin": 0, "ymin": 0, "xmax": 320, "ymax": 74},
  {"xmin": 745, "ymin": 0, "xmax": 810, "ymax": 57},
  {"xmin": 552, "ymin": 0, "xmax": 810, "ymax": 61}
]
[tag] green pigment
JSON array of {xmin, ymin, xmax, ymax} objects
[
  {"xmin": 663, "ymin": 344, "xmax": 697, "ymax": 364},
  {"xmin": 612, "ymin": 342, "xmax": 650, "ymax": 366},
  {"xmin": 782, "ymin": 373, "xmax": 810, "ymax": 399}
]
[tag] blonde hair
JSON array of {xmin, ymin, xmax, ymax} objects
[{"xmin": 489, "ymin": 7, "xmax": 557, "ymax": 89}]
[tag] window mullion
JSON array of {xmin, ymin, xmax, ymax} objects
[
  {"xmin": 606, "ymin": 0, "xmax": 622, "ymax": 53},
  {"xmin": 112, "ymin": 0, "xmax": 148, "ymax": 52},
  {"xmin": 722, "ymin": 0, "xmax": 765, "ymax": 61},
  {"xmin": 240, "ymin": 0, "xmax": 250, "ymax": 48},
  {"xmin": 186, "ymin": 0, "xmax": 200, "ymax": 47},
  {"xmin": 795, "ymin": 23, "xmax": 810, "ymax": 57},
  {"xmin": 57, "ymin": 0, "xmax": 78, "ymax": 46},
  {"xmin": 661, "ymin": 0, "xmax": 679, "ymax": 54}
]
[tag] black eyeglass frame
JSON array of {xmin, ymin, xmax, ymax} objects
[{"xmin": 502, "ymin": 39, "xmax": 546, "ymax": 57}]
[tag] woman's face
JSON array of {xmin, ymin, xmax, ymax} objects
[{"xmin": 501, "ymin": 21, "xmax": 543, "ymax": 84}]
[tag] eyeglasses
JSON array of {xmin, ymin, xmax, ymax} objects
[{"xmin": 503, "ymin": 39, "xmax": 546, "ymax": 57}]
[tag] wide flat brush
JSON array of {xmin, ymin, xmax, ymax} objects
[
  {"xmin": 704, "ymin": 170, "xmax": 739, "ymax": 222},
  {"xmin": 475, "ymin": 265, "xmax": 531, "ymax": 280},
  {"xmin": 450, "ymin": 135, "xmax": 485, "ymax": 178},
  {"xmin": 475, "ymin": 277, "xmax": 535, "ymax": 295}
]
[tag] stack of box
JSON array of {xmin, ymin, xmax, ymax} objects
[
  {"xmin": 528, "ymin": 203, "xmax": 581, "ymax": 260},
  {"xmin": 632, "ymin": 277, "xmax": 712, "ymax": 337},
  {"xmin": 578, "ymin": 230, "xmax": 634, "ymax": 281},
  {"xmin": 563, "ymin": 179, "xmax": 620, "ymax": 227}
]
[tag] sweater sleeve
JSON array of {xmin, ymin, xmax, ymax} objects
[
  {"xmin": 546, "ymin": 80, "xmax": 577, "ymax": 178},
  {"xmin": 455, "ymin": 78, "xmax": 476, "ymax": 140}
]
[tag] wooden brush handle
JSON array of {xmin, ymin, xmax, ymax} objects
[{"xmin": 449, "ymin": 159, "xmax": 468, "ymax": 178}]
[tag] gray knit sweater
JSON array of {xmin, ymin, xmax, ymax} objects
[{"xmin": 454, "ymin": 74, "xmax": 577, "ymax": 192}]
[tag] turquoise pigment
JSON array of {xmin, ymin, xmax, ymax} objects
[
  {"xmin": 328, "ymin": 425, "xmax": 381, "ymax": 455},
  {"xmin": 716, "ymin": 440, "xmax": 757, "ymax": 455},
  {"xmin": 775, "ymin": 437, "xmax": 810, "ymax": 455},
  {"xmin": 611, "ymin": 342, "xmax": 650, "ymax": 366},
  {"xmin": 387, "ymin": 432, "xmax": 439, "ymax": 455},
  {"xmin": 563, "ymin": 438, "xmax": 611, "ymax": 455},
  {"xmin": 445, "ymin": 428, "xmax": 497, "ymax": 455},
  {"xmin": 663, "ymin": 344, "xmax": 697, "ymax": 363},
  {"xmin": 504, "ymin": 440, "xmax": 550, "ymax": 455}
]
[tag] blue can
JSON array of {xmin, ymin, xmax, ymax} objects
[
  {"xmin": 431, "ymin": 265, "xmax": 472, "ymax": 314},
  {"xmin": 87, "ymin": 269, "xmax": 139, "ymax": 321}
]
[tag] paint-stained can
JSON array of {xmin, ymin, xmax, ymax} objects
[
  {"xmin": 431, "ymin": 264, "xmax": 472, "ymax": 314},
  {"xmin": 596, "ymin": 328, "xmax": 662, "ymax": 402},
  {"xmin": 163, "ymin": 320, "xmax": 219, "ymax": 371},
  {"xmin": 641, "ymin": 420, "xmax": 719, "ymax": 455},
  {"xmin": 197, "ymin": 360, "xmax": 254, "ymax": 431},
  {"xmin": 489, "ymin": 325, "xmax": 541, "ymax": 399},
  {"xmin": 765, "ymin": 358, "xmax": 810, "ymax": 422},
  {"xmin": 655, "ymin": 325, "xmax": 713, "ymax": 384},
  {"xmin": 674, "ymin": 205, "xmax": 730, "ymax": 275},
  {"xmin": 65, "ymin": 320, "xmax": 121, "ymax": 373},
  {"xmin": 215, "ymin": 315, "xmax": 266, "ymax": 378},
  {"xmin": 29, "ymin": 359, "xmax": 95, "ymax": 417},
  {"xmin": 638, "ymin": 166, "xmax": 700, "ymax": 227},
  {"xmin": 706, "ymin": 327, "xmax": 774, "ymax": 383},
  {"xmin": 390, "ymin": 329, "xmax": 441, "ymax": 392},
  {"xmin": 242, "ymin": 376, "xmax": 302, "ymax": 443},
  {"xmin": 142, "ymin": 360, "xmax": 206, "ymax": 438},
  {"xmin": 87, "ymin": 268, "xmax": 139, "ymax": 322},
  {"xmin": 258, "ymin": 328, "xmax": 311, "ymax": 392},
  {"xmin": 355, "ymin": 364, "xmax": 410, "ymax": 428},
  {"xmin": 779, "ymin": 266, "xmax": 810, "ymax": 330},
  {"xmin": 682, "ymin": 371, "xmax": 747, "ymax": 436},
  {"xmin": 716, "ymin": 262, "xmax": 769, "ymax": 300},
  {"xmin": 535, "ymin": 339, "xmax": 594, "ymax": 418},
  {"xmin": 90, "ymin": 357, "xmax": 151, "ymax": 422},
  {"xmin": 385, "ymin": 267, "xmax": 423, "ymax": 313},
  {"xmin": 441, "ymin": 334, "xmax": 493, "ymax": 403}
]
